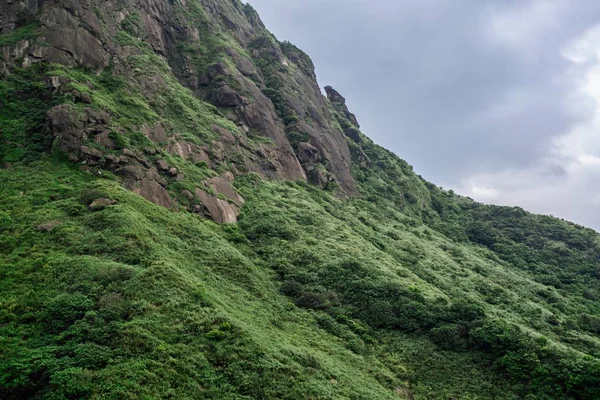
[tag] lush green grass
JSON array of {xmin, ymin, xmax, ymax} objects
[
  {"xmin": 0, "ymin": 23, "xmax": 40, "ymax": 47},
  {"xmin": 235, "ymin": 178, "xmax": 600, "ymax": 399},
  {"xmin": 5, "ymin": 159, "xmax": 598, "ymax": 399},
  {"xmin": 2, "ymin": 0, "xmax": 600, "ymax": 398},
  {"xmin": 0, "ymin": 162, "xmax": 406, "ymax": 399}
]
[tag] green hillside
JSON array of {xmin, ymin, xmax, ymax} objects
[{"xmin": 1, "ymin": 1, "xmax": 599, "ymax": 399}]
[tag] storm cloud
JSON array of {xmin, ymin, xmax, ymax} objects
[{"xmin": 248, "ymin": 0, "xmax": 600, "ymax": 229}]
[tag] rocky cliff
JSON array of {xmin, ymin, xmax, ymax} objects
[
  {"xmin": 3, "ymin": 1, "xmax": 600, "ymax": 399},
  {"xmin": 1, "ymin": 0, "xmax": 358, "ymax": 223}
]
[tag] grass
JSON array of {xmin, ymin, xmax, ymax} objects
[
  {"xmin": 0, "ymin": 23, "xmax": 40, "ymax": 47},
  {"xmin": 6, "ymin": 159, "xmax": 596, "ymax": 399},
  {"xmin": 0, "ymin": 162, "xmax": 408, "ymax": 399},
  {"xmin": 1, "ymin": 0, "xmax": 600, "ymax": 398}
]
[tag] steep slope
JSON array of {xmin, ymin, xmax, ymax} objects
[{"xmin": 1, "ymin": 1, "xmax": 600, "ymax": 399}]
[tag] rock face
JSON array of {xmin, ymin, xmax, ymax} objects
[
  {"xmin": 204, "ymin": 176, "xmax": 245, "ymax": 207},
  {"xmin": 0, "ymin": 1, "xmax": 40, "ymax": 35},
  {"xmin": 127, "ymin": 178, "xmax": 172, "ymax": 209},
  {"xmin": 1, "ymin": 0, "xmax": 370, "ymax": 220},
  {"xmin": 48, "ymin": 105, "xmax": 111, "ymax": 161},
  {"xmin": 325, "ymin": 86, "xmax": 360, "ymax": 129},
  {"xmin": 195, "ymin": 189, "xmax": 239, "ymax": 224},
  {"xmin": 47, "ymin": 104, "xmax": 175, "ymax": 209},
  {"xmin": 195, "ymin": 176, "xmax": 245, "ymax": 224},
  {"xmin": 88, "ymin": 198, "xmax": 118, "ymax": 211},
  {"xmin": 191, "ymin": 177, "xmax": 240, "ymax": 224}
]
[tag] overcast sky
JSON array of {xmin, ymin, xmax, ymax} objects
[{"xmin": 248, "ymin": 0, "xmax": 600, "ymax": 230}]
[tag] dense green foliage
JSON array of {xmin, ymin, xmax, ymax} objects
[
  {"xmin": 0, "ymin": 164, "xmax": 406, "ymax": 399},
  {"xmin": 0, "ymin": 23, "xmax": 40, "ymax": 47},
  {"xmin": 3, "ymin": 157, "xmax": 600, "ymax": 398},
  {"xmin": 236, "ymin": 178, "xmax": 600, "ymax": 399},
  {"xmin": 0, "ymin": 65, "xmax": 63, "ymax": 163},
  {"xmin": 1, "ymin": 0, "xmax": 600, "ymax": 398}
]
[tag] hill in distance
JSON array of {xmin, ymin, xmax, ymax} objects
[{"xmin": 1, "ymin": 1, "xmax": 600, "ymax": 399}]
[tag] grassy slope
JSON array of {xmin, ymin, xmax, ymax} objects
[
  {"xmin": 1, "ymin": 2, "xmax": 600, "ymax": 399},
  {"xmin": 0, "ymin": 162, "xmax": 404, "ymax": 399},
  {"xmin": 0, "ymin": 160, "xmax": 522, "ymax": 400}
]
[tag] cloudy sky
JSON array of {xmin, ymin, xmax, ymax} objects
[{"xmin": 248, "ymin": 0, "xmax": 600, "ymax": 230}]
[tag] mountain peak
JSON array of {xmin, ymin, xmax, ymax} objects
[{"xmin": 1, "ymin": 1, "xmax": 600, "ymax": 399}]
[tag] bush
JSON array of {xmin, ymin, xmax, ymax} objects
[
  {"xmin": 429, "ymin": 324, "xmax": 468, "ymax": 351},
  {"xmin": 43, "ymin": 294, "xmax": 94, "ymax": 332}
]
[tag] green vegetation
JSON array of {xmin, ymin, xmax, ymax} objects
[
  {"xmin": 0, "ymin": 164, "xmax": 408, "ymax": 400},
  {"xmin": 0, "ymin": 23, "xmax": 40, "ymax": 47},
  {"xmin": 0, "ymin": 65, "xmax": 64, "ymax": 163},
  {"xmin": 236, "ymin": 177, "xmax": 600, "ymax": 399},
  {"xmin": 4, "ymin": 154, "xmax": 600, "ymax": 398},
  {"xmin": 1, "ymin": 0, "xmax": 599, "ymax": 398}
]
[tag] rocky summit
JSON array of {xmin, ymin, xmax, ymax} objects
[{"xmin": 1, "ymin": 1, "xmax": 600, "ymax": 399}]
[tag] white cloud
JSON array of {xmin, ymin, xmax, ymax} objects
[
  {"xmin": 485, "ymin": 0, "xmax": 568, "ymax": 53},
  {"xmin": 456, "ymin": 22, "xmax": 600, "ymax": 229},
  {"xmin": 463, "ymin": 183, "xmax": 500, "ymax": 201}
]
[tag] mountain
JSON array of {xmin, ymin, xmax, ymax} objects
[{"xmin": 1, "ymin": 1, "xmax": 600, "ymax": 399}]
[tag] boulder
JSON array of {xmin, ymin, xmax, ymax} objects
[
  {"xmin": 126, "ymin": 178, "xmax": 172, "ymax": 208},
  {"xmin": 37, "ymin": 220, "xmax": 61, "ymax": 232},
  {"xmin": 156, "ymin": 159, "xmax": 169, "ymax": 172},
  {"xmin": 212, "ymin": 124, "xmax": 237, "ymax": 144},
  {"xmin": 85, "ymin": 109, "xmax": 110, "ymax": 125},
  {"xmin": 202, "ymin": 176, "xmax": 245, "ymax": 206},
  {"xmin": 88, "ymin": 198, "xmax": 118, "ymax": 211},
  {"xmin": 194, "ymin": 175, "xmax": 245, "ymax": 224},
  {"xmin": 73, "ymin": 90, "xmax": 92, "ymax": 104},
  {"xmin": 120, "ymin": 164, "xmax": 146, "ymax": 181},
  {"xmin": 297, "ymin": 142, "xmax": 320, "ymax": 164},
  {"xmin": 195, "ymin": 188, "xmax": 240, "ymax": 224},
  {"xmin": 211, "ymin": 84, "xmax": 245, "ymax": 107},
  {"xmin": 181, "ymin": 190, "xmax": 194, "ymax": 200},
  {"xmin": 80, "ymin": 145, "xmax": 103, "ymax": 159}
]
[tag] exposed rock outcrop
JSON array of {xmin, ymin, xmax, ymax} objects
[
  {"xmin": 195, "ymin": 188, "xmax": 240, "ymax": 224},
  {"xmin": 0, "ymin": 0, "xmax": 40, "ymax": 35},
  {"xmin": 194, "ymin": 175, "xmax": 244, "ymax": 224},
  {"xmin": 37, "ymin": 220, "xmax": 61, "ymax": 232},
  {"xmin": 47, "ymin": 104, "xmax": 174, "ymax": 209},
  {"xmin": 127, "ymin": 177, "xmax": 172, "ymax": 209},
  {"xmin": 325, "ymin": 86, "xmax": 360, "ymax": 129},
  {"xmin": 204, "ymin": 176, "xmax": 245, "ymax": 207},
  {"xmin": 88, "ymin": 198, "xmax": 118, "ymax": 211},
  {"xmin": 3, "ymin": 0, "xmax": 369, "ymax": 219},
  {"xmin": 48, "ymin": 105, "xmax": 111, "ymax": 161}
]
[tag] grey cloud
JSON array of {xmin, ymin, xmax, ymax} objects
[{"xmin": 248, "ymin": 0, "xmax": 600, "ymax": 228}]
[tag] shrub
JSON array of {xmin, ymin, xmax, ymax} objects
[
  {"xmin": 429, "ymin": 324, "xmax": 468, "ymax": 351},
  {"xmin": 43, "ymin": 294, "xmax": 94, "ymax": 332}
]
